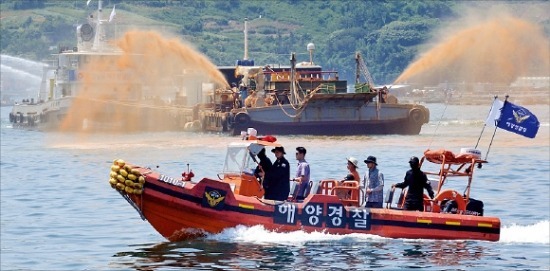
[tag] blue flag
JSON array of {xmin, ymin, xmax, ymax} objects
[{"xmin": 497, "ymin": 101, "xmax": 540, "ymax": 138}]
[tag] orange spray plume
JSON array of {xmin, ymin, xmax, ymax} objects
[{"xmin": 394, "ymin": 16, "xmax": 549, "ymax": 85}]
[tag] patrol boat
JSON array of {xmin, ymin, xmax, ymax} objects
[{"xmin": 108, "ymin": 129, "xmax": 500, "ymax": 242}]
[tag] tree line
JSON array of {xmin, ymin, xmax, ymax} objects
[{"xmin": 1, "ymin": 0, "xmax": 466, "ymax": 84}]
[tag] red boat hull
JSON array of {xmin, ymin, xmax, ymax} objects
[{"xmin": 124, "ymin": 170, "xmax": 500, "ymax": 242}]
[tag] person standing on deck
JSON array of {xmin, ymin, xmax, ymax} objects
[
  {"xmin": 362, "ymin": 156, "xmax": 384, "ymax": 208},
  {"xmin": 239, "ymin": 83, "xmax": 248, "ymax": 108},
  {"xmin": 254, "ymin": 148, "xmax": 272, "ymax": 183},
  {"xmin": 392, "ymin": 156, "xmax": 435, "ymax": 211},
  {"xmin": 263, "ymin": 146, "xmax": 290, "ymax": 201},
  {"xmin": 293, "ymin": 147, "xmax": 310, "ymax": 200},
  {"xmin": 335, "ymin": 157, "xmax": 361, "ymax": 200}
]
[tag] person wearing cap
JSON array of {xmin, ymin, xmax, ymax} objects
[
  {"xmin": 392, "ymin": 156, "xmax": 435, "ymax": 211},
  {"xmin": 263, "ymin": 146, "xmax": 290, "ymax": 201},
  {"xmin": 293, "ymin": 147, "xmax": 310, "ymax": 201},
  {"xmin": 335, "ymin": 157, "xmax": 361, "ymax": 199},
  {"xmin": 361, "ymin": 156, "xmax": 384, "ymax": 208}
]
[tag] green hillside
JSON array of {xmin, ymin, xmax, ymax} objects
[{"xmin": 1, "ymin": 0, "xmax": 548, "ymax": 84}]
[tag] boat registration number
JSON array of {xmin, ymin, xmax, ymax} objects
[{"xmin": 159, "ymin": 174, "xmax": 186, "ymax": 187}]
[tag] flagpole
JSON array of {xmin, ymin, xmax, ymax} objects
[
  {"xmin": 484, "ymin": 95, "xmax": 509, "ymax": 162},
  {"xmin": 475, "ymin": 95, "xmax": 498, "ymax": 149}
]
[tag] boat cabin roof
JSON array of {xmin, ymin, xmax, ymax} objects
[{"xmin": 228, "ymin": 139, "xmax": 281, "ymax": 149}]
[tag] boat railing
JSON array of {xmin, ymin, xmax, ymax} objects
[
  {"xmin": 316, "ymin": 179, "xmax": 337, "ymax": 195},
  {"xmin": 386, "ymin": 183, "xmax": 473, "ymax": 215},
  {"xmin": 265, "ymin": 70, "xmax": 339, "ymax": 82},
  {"xmin": 385, "ymin": 186, "xmax": 433, "ymax": 211},
  {"xmin": 317, "ymin": 179, "xmax": 362, "ymax": 207},
  {"xmin": 421, "ymin": 149, "xmax": 487, "ymax": 201},
  {"xmin": 313, "ymin": 83, "xmax": 336, "ymax": 94},
  {"xmin": 384, "ymin": 186, "xmax": 404, "ymax": 209},
  {"xmin": 287, "ymin": 180, "xmax": 314, "ymax": 202}
]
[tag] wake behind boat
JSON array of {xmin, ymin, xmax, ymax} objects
[{"xmin": 108, "ymin": 129, "xmax": 500, "ymax": 242}]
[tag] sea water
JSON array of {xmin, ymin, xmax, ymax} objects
[{"xmin": 1, "ymin": 104, "xmax": 549, "ymax": 270}]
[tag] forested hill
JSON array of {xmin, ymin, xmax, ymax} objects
[{"xmin": 1, "ymin": 0, "xmax": 549, "ymax": 84}]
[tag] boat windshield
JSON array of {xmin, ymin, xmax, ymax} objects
[{"xmin": 223, "ymin": 145, "xmax": 257, "ymax": 175}]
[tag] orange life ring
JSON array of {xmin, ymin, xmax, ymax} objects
[{"xmin": 432, "ymin": 189, "xmax": 466, "ymax": 214}]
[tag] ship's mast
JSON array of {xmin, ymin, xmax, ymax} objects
[
  {"xmin": 92, "ymin": 0, "xmax": 103, "ymax": 51},
  {"xmin": 289, "ymin": 53, "xmax": 297, "ymax": 106},
  {"xmin": 243, "ymin": 18, "xmax": 248, "ymax": 60}
]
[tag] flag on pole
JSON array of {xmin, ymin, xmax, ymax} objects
[
  {"xmin": 86, "ymin": 0, "xmax": 91, "ymax": 6},
  {"xmin": 496, "ymin": 100, "xmax": 540, "ymax": 138},
  {"xmin": 485, "ymin": 99, "xmax": 504, "ymax": 127},
  {"xmin": 109, "ymin": 5, "xmax": 116, "ymax": 22}
]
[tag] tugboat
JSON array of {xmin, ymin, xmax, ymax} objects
[
  {"xmin": 8, "ymin": 0, "xmax": 125, "ymax": 130},
  {"xmin": 8, "ymin": 1, "xmax": 210, "ymax": 132},
  {"xmin": 108, "ymin": 129, "xmax": 500, "ymax": 242}
]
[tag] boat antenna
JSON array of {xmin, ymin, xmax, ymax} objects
[
  {"xmin": 243, "ymin": 18, "xmax": 248, "ymax": 60},
  {"xmin": 475, "ymin": 95, "xmax": 499, "ymax": 149},
  {"xmin": 484, "ymin": 95, "xmax": 509, "ymax": 164},
  {"xmin": 427, "ymin": 101, "xmax": 449, "ymax": 150}
]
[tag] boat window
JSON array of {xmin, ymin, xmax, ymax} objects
[
  {"xmin": 223, "ymin": 146, "xmax": 256, "ymax": 175},
  {"xmin": 70, "ymin": 56, "xmax": 79, "ymax": 68},
  {"xmin": 59, "ymin": 55, "xmax": 69, "ymax": 68},
  {"xmin": 243, "ymin": 154, "xmax": 256, "ymax": 175},
  {"xmin": 248, "ymin": 143, "xmax": 263, "ymax": 156}
]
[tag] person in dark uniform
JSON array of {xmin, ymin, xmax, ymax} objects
[
  {"xmin": 254, "ymin": 148, "xmax": 272, "ymax": 182},
  {"xmin": 392, "ymin": 156, "xmax": 435, "ymax": 211},
  {"xmin": 263, "ymin": 146, "xmax": 290, "ymax": 201}
]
